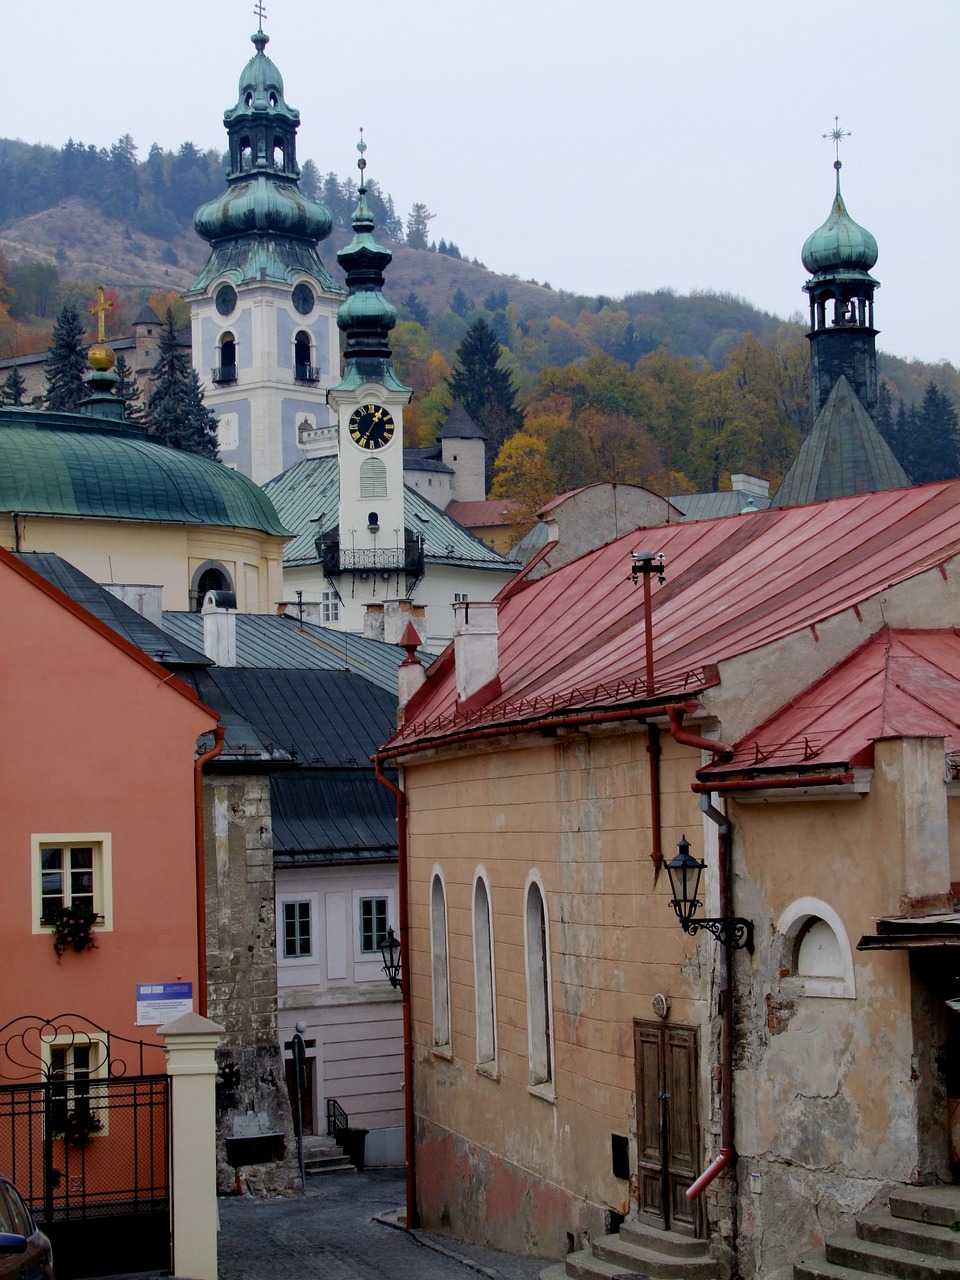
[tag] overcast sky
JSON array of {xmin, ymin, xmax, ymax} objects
[{"xmin": 7, "ymin": 1, "xmax": 958, "ymax": 365}]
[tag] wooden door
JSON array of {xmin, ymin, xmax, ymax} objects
[
  {"xmin": 634, "ymin": 1019, "xmax": 700, "ymax": 1234},
  {"xmin": 285, "ymin": 1055, "xmax": 315, "ymax": 1136}
]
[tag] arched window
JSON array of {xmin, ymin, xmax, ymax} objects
[
  {"xmin": 431, "ymin": 872, "xmax": 451, "ymax": 1049},
  {"xmin": 191, "ymin": 561, "xmax": 234, "ymax": 611},
  {"xmin": 272, "ymin": 136, "xmax": 285, "ymax": 169},
  {"xmin": 360, "ymin": 458, "xmax": 388, "ymax": 498},
  {"xmin": 239, "ymin": 137, "xmax": 253, "ymax": 171},
  {"xmin": 217, "ymin": 332, "xmax": 237, "ymax": 384},
  {"xmin": 777, "ymin": 898, "xmax": 856, "ymax": 999},
  {"xmin": 294, "ymin": 331, "xmax": 316, "ymax": 381},
  {"xmin": 473, "ymin": 872, "xmax": 496, "ymax": 1067},
  {"xmin": 524, "ymin": 877, "xmax": 553, "ymax": 1087}
]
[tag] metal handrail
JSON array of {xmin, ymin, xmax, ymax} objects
[{"xmin": 326, "ymin": 1098, "xmax": 348, "ymax": 1137}]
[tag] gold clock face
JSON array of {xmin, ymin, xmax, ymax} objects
[{"xmin": 348, "ymin": 403, "xmax": 395, "ymax": 450}]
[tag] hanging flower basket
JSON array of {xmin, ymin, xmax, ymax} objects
[{"xmin": 45, "ymin": 904, "xmax": 100, "ymax": 958}]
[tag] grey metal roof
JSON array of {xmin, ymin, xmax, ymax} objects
[
  {"xmin": 437, "ymin": 402, "xmax": 485, "ymax": 440},
  {"xmin": 671, "ymin": 491, "xmax": 773, "ymax": 520},
  {"xmin": 771, "ymin": 375, "xmax": 910, "ymax": 508},
  {"xmin": 162, "ymin": 611, "xmax": 432, "ymax": 692},
  {"xmin": 271, "ymin": 768, "xmax": 396, "ymax": 861},
  {"xmin": 262, "ymin": 456, "xmax": 520, "ymax": 571},
  {"xmin": 15, "ymin": 552, "xmax": 211, "ymax": 669}
]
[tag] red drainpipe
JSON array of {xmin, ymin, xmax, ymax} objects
[
  {"xmin": 692, "ymin": 771, "xmax": 854, "ymax": 794},
  {"xmin": 194, "ymin": 724, "xmax": 225, "ymax": 1019},
  {"xmin": 373, "ymin": 756, "xmax": 418, "ymax": 1231}
]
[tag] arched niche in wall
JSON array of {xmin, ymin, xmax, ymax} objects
[
  {"xmin": 191, "ymin": 560, "xmax": 234, "ymax": 612},
  {"xmin": 776, "ymin": 897, "xmax": 856, "ymax": 999}
]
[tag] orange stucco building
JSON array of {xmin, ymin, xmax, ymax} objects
[{"xmin": 2, "ymin": 547, "xmax": 218, "ymax": 1045}]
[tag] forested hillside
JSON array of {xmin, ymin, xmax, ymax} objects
[{"xmin": 2, "ymin": 132, "xmax": 959, "ymax": 506}]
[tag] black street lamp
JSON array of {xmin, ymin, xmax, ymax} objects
[
  {"xmin": 379, "ymin": 926, "xmax": 402, "ymax": 990},
  {"xmin": 666, "ymin": 837, "xmax": 754, "ymax": 954}
]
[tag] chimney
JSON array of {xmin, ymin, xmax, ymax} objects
[
  {"xmin": 453, "ymin": 601, "xmax": 500, "ymax": 702},
  {"xmin": 383, "ymin": 598, "xmax": 427, "ymax": 646},
  {"xmin": 363, "ymin": 603, "xmax": 385, "ymax": 641},
  {"xmin": 397, "ymin": 621, "xmax": 426, "ymax": 723},
  {"xmin": 202, "ymin": 590, "xmax": 238, "ymax": 667},
  {"xmin": 101, "ymin": 583, "xmax": 164, "ymax": 626}
]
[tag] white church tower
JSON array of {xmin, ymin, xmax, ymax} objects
[
  {"xmin": 319, "ymin": 137, "xmax": 418, "ymax": 606},
  {"xmin": 186, "ymin": 22, "xmax": 343, "ymax": 483}
]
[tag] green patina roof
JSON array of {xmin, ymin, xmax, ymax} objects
[
  {"xmin": 802, "ymin": 163, "xmax": 878, "ymax": 276},
  {"xmin": 263, "ymin": 456, "xmax": 518, "ymax": 571},
  {"xmin": 770, "ymin": 376, "xmax": 909, "ymax": 508},
  {"xmin": 0, "ymin": 408, "xmax": 289, "ymax": 534}
]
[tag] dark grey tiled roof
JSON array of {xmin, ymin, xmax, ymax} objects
[
  {"xmin": 437, "ymin": 402, "xmax": 485, "ymax": 440},
  {"xmin": 271, "ymin": 769, "xmax": 396, "ymax": 861},
  {"xmin": 403, "ymin": 446, "xmax": 452, "ymax": 474}
]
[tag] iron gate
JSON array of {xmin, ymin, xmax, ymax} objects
[{"xmin": 0, "ymin": 1015, "xmax": 171, "ymax": 1280}]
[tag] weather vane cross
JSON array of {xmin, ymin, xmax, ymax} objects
[
  {"xmin": 88, "ymin": 285, "xmax": 112, "ymax": 344},
  {"xmin": 254, "ymin": 1, "xmax": 267, "ymax": 33},
  {"xmin": 823, "ymin": 116, "xmax": 850, "ymax": 163}
]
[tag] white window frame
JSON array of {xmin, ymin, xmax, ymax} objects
[
  {"xmin": 32, "ymin": 833, "xmax": 113, "ymax": 935},
  {"xmin": 472, "ymin": 869, "xmax": 498, "ymax": 1072},
  {"xmin": 277, "ymin": 894, "xmax": 317, "ymax": 966},
  {"xmin": 321, "ymin": 589, "xmax": 339, "ymax": 624},
  {"xmin": 430, "ymin": 870, "xmax": 451, "ymax": 1051},
  {"xmin": 524, "ymin": 872, "xmax": 555, "ymax": 1094},
  {"xmin": 44, "ymin": 1035, "xmax": 110, "ymax": 1138},
  {"xmin": 351, "ymin": 890, "xmax": 395, "ymax": 964},
  {"xmin": 776, "ymin": 897, "xmax": 856, "ymax": 999}
]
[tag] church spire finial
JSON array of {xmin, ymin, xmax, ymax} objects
[
  {"xmin": 252, "ymin": 1, "xmax": 268, "ymax": 53},
  {"xmin": 823, "ymin": 115, "xmax": 850, "ymax": 191},
  {"xmin": 357, "ymin": 127, "xmax": 367, "ymax": 196}
]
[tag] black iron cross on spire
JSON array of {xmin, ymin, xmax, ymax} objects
[{"xmin": 254, "ymin": 1, "xmax": 267, "ymax": 33}]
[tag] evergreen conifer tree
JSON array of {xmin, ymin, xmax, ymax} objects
[
  {"xmin": 113, "ymin": 353, "xmax": 145, "ymax": 424},
  {"xmin": 447, "ymin": 316, "xmax": 524, "ymax": 484},
  {"xmin": 45, "ymin": 304, "xmax": 88, "ymax": 411},
  {"xmin": 911, "ymin": 382, "xmax": 960, "ymax": 483},
  {"xmin": 0, "ymin": 365, "xmax": 26, "ymax": 406},
  {"xmin": 146, "ymin": 311, "xmax": 219, "ymax": 457}
]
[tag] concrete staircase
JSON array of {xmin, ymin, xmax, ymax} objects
[
  {"xmin": 300, "ymin": 1133, "xmax": 355, "ymax": 1175},
  {"xmin": 795, "ymin": 1184, "xmax": 960, "ymax": 1279},
  {"xmin": 540, "ymin": 1217, "xmax": 718, "ymax": 1280}
]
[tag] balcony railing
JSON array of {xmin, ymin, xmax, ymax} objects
[
  {"xmin": 295, "ymin": 363, "xmax": 321, "ymax": 383},
  {"xmin": 317, "ymin": 536, "xmax": 425, "ymax": 580},
  {"xmin": 211, "ymin": 364, "xmax": 237, "ymax": 384}
]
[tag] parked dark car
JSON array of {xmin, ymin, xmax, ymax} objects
[{"xmin": 0, "ymin": 1176, "xmax": 54, "ymax": 1280}]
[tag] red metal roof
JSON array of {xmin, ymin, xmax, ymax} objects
[
  {"xmin": 391, "ymin": 481, "xmax": 960, "ymax": 747},
  {"xmin": 445, "ymin": 499, "xmax": 523, "ymax": 527},
  {"xmin": 701, "ymin": 628, "xmax": 960, "ymax": 776}
]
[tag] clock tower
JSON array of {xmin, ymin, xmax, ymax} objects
[
  {"xmin": 186, "ymin": 23, "xmax": 343, "ymax": 483},
  {"xmin": 323, "ymin": 139, "xmax": 417, "ymax": 596}
]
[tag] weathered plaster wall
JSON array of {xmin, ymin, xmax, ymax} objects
[
  {"xmin": 404, "ymin": 727, "xmax": 712, "ymax": 1258},
  {"xmin": 203, "ymin": 773, "xmax": 298, "ymax": 1194},
  {"xmin": 729, "ymin": 738, "xmax": 953, "ymax": 1275}
]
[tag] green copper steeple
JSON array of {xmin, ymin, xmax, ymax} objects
[
  {"xmin": 331, "ymin": 134, "xmax": 409, "ymax": 394},
  {"xmin": 190, "ymin": 27, "xmax": 339, "ymax": 292}
]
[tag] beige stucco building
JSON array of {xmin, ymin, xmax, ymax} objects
[{"xmin": 378, "ymin": 480, "xmax": 960, "ymax": 1279}]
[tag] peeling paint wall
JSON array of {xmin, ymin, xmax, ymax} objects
[
  {"xmin": 404, "ymin": 729, "xmax": 713, "ymax": 1258},
  {"xmin": 203, "ymin": 773, "xmax": 299, "ymax": 1194}
]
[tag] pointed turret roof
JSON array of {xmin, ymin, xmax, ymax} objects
[
  {"xmin": 437, "ymin": 402, "xmax": 485, "ymax": 440},
  {"xmin": 770, "ymin": 375, "xmax": 909, "ymax": 507}
]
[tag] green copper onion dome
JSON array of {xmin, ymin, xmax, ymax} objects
[
  {"xmin": 802, "ymin": 161, "xmax": 878, "ymax": 275},
  {"xmin": 189, "ymin": 29, "xmax": 338, "ymax": 292},
  {"xmin": 335, "ymin": 139, "xmax": 401, "ymax": 373}
]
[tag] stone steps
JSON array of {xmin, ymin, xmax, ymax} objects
[
  {"xmin": 540, "ymin": 1218, "xmax": 717, "ymax": 1280},
  {"xmin": 300, "ymin": 1134, "xmax": 356, "ymax": 1175},
  {"xmin": 795, "ymin": 1184, "xmax": 960, "ymax": 1280}
]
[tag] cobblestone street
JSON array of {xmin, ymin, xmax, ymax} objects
[{"xmin": 216, "ymin": 1168, "xmax": 546, "ymax": 1280}]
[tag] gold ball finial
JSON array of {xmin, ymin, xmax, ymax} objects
[{"xmin": 87, "ymin": 343, "xmax": 116, "ymax": 372}]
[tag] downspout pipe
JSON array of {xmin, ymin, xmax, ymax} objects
[
  {"xmin": 374, "ymin": 756, "xmax": 418, "ymax": 1232},
  {"xmin": 686, "ymin": 791, "xmax": 736, "ymax": 1202},
  {"xmin": 194, "ymin": 724, "xmax": 225, "ymax": 1019},
  {"xmin": 668, "ymin": 705, "xmax": 734, "ymax": 761}
]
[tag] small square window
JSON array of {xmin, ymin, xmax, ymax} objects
[
  {"xmin": 283, "ymin": 901, "xmax": 312, "ymax": 959},
  {"xmin": 359, "ymin": 897, "xmax": 388, "ymax": 954}
]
